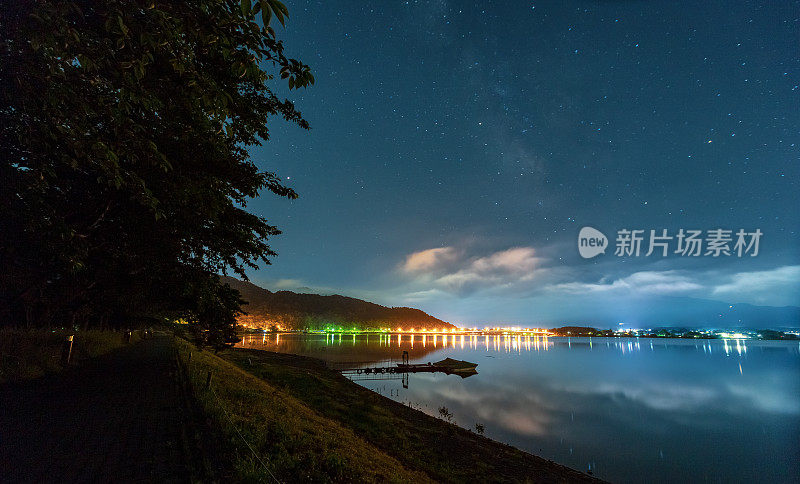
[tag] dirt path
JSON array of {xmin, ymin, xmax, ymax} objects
[{"xmin": 0, "ymin": 335, "xmax": 202, "ymax": 483}]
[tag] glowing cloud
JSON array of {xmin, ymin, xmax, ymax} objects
[
  {"xmin": 401, "ymin": 246, "xmax": 542, "ymax": 294},
  {"xmin": 402, "ymin": 247, "xmax": 459, "ymax": 273}
]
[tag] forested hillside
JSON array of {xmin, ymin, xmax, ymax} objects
[{"xmin": 224, "ymin": 277, "xmax": 454, "ymax": 330}]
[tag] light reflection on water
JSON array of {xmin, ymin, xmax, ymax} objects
[{"xmin": 237, "ymin": 334, "xmax": 800, "ymax": 483}]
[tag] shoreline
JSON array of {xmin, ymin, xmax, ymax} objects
[
  {"xmin": 239, "ymin": 329, "xmax": 798, "ymax": 341},
  {"xmin": 207, "ymin": 343, "xmax": 603, "ymax": 482}
]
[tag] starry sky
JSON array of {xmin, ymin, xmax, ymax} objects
[{"xmin": 242, "ymin": 0, "xmax": 800, "ymax": 327}]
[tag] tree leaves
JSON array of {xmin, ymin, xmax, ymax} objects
[
  {"xmin": 248, "ymin": 0, "xmax": 289, "ymax": 28},
  {"xmin": 240, "ymin": 0, "xmax": 288, "ymax": 27},
  {"xmin": 0, "ymin": 0, "xmax": 313, "ymax": 339}
]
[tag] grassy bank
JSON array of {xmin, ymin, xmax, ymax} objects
[
  {"xmin": 2, "ymin": 331, "xmax": 599, "ymax": 481},
  {"xmin": 0, "ymin": 329, "xmax": 142, "ymax": 383},
  {"xmin": 175, "ymin": 338, "xmax": 432, "ymax": 483},
  {"xmin": 181, "ymin": 340, "xmax": 599, "ymax": 483}
]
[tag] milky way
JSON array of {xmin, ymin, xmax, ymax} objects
[{"xmin": 242, "ymin": 1, "xmax": 799, "ymax": 326}]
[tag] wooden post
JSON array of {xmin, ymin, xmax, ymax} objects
[
  {"xmin": 61, "ymin": 335, "xmax": 74, "ymax": 365},
  {"xmin": 205, "ymin": 370, "xmax": 213, "ymax": 389},
  {"xmin": 188, "ymin": 351, "xmax": 192, "ymax": 362}
]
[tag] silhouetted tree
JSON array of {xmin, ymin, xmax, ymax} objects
[{"xmin": 0, "ymin": 0, "xmax": 312, "ymax": 348}]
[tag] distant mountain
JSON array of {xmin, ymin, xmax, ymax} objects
[
  {"xmin": 222, "ymin": 276, "xmax": 455, "ymax": 330},
  {"xmin": 642, "ymin": 297, "xmax": 800, "ymax": 328}
]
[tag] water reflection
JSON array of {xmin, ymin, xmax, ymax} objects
[
  {"xmin": 237, "ymin": 334, "xmax": 800, "ymax": 483},
  {"xmin": 239, "ymin": 332, "xmax": 558, "ymax": 359},
  {"xmin": 238, "ymin": 332, "xmax": 786, "ymax": 361}
]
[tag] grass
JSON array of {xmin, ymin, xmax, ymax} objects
[
  {"xmin": 0, "ymin": 329, "xmax": 142, "ymax": 384},
  {"xmin": 175, "ymin": 338, "xmax": 432, "ymax": 483},
  {"xmin": 217, "ymin": 347, "xmax": 600, "ymax": 483},
  {"xmin": 1, "ymin": 330, "xmax": 599, "ymax": 482}
]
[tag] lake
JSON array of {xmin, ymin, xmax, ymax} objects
[{"xmin": 237, "ymin": 333, "xmax": 800, "ymax": 483}]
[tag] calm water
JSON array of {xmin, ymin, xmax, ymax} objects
[{"xmin": 238, "ymin": 333, "xmax": 800, "ymax": 483}]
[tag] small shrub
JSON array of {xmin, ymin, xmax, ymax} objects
[{"xmin": 0, "ymin": 329, "xmax": 140, "ymax": 383}]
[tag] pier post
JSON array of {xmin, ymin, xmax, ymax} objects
[{"xmin": 61, "ymin": 335, "xmax": 74, "ymax": 365}]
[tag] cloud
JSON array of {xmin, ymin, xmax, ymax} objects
[
  {"xmin": 567, "ymin": 381, "xmax": 718, "ymax": 412},
  {"xmin": 273, "ymin": 278, "xmax": 306, "ymax": 290},
  {"xmin": 248, "ymin": 276, "xmax": 342, "ymax": 297},
  {"xmin": 415, "ymin": 381, "xmax": 555, "ymax": 437},
  {"xmin": 401, "ymin": 246, "xmax": 543, "ymax": 295},
  {"xmin": 543, "ymin": 266, "xmax": 800, "ymax": 307},
  {"xmin": 711, "ymin": 265, "xmax": 800, "ymax": 306},
  {"xmin": 552, "ymin": 270, "xmax": 703, "ymax": 296},
  {"xmin": 399, "ymin": 288, "xmax": 452, "ymax": 303},
  {"xmin": 726, "ymin": 382, "xmax": 800, "ymax": 414},
  {"xmin": 402, "ymin": 247, "xmax": 459, "ymax": 273},
  {"xmin": 472, "ymin": 247, "xmax": 539, "ymax": 275},
  {"xmin": 395, "ymin": 247, "xmax": 799, "ymax": 323}
]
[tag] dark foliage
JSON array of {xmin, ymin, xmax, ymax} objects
[
  {"xmin": 0, "ymin": 0, "xmax": 311, "ymax": 349},
  {"xmin": 550, "ymin": 326, "xmax": 602, "ymax": 336}
]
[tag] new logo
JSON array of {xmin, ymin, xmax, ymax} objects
[{"xmin": 578, "ymin": 227, "xmax": 608, "ymax": 259}]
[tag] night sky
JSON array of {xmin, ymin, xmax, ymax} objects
[{"xmin": 243, "ymin": 1, "xmax": 799, "ymax": 327}]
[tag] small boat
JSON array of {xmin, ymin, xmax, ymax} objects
[
  {"xmin": 433, "ymin": 358, "xmax": 478, "ymax": 373},
  {"xmin": 388, "ymin": 353, "xmax": 478, "ymax": 378}
]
